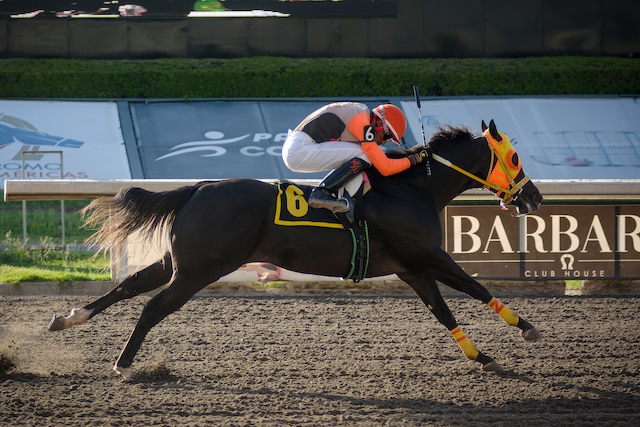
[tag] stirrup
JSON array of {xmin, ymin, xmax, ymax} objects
[{"xmin": 309, "ymin": 188, "xmax": 350, "ymax": 213}]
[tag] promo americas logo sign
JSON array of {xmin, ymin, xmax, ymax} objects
[
  {"xmin": 0, "ymin": 113, "xmax": 85, "ymax": 180},
  {"xmin": 1, "ymin": 100, "xmax": 132, "ymax": 188}
]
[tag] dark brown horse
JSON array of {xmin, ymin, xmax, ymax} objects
[{"xmin": 49, "ymin": 120, "xmax": 543, "ymax": 379}]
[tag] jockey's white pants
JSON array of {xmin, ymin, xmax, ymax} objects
[{"xmin": 282, "ymin": 130, "xmax": 370, "ymax": 197}]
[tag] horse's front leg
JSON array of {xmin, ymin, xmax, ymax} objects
[
  {"xmin": 400, "ymin": 273, "xmax": 503, "ymax": 372},
  {"xmin": 424, "ymin": 248, "xmax": 542, "ymax": 342},
  {"xmin": 48, "ymin": 253, "xmax": 173, "ymax": 331}
]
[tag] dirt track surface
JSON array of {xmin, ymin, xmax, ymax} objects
[{"xmin": 1, "ymin": 294, "xmax": 639, "ymax": 426}]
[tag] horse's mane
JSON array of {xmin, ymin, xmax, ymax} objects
[{"xmin": 386, "ymin": 125, "xmax": 475, "ymax": 158}]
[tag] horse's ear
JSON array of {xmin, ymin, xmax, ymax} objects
[
  {"xmin": 488, "ymin": 119, "xmax": 502, "ymax": 142},
  {"xmin": 481, "ymin": 120, "xmax": 488, "ymax": 132}
]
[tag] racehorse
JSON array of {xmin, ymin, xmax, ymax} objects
[{"xmin": 49, "ymin": 119, "xmax": 543, "ymax": 379}]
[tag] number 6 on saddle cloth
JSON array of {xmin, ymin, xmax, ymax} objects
[{"xmin": 274, "ymin": 181, "xmax": 369, "ymax": 282}]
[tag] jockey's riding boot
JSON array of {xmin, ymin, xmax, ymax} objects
[{"xmin": 309, "ymin": 157, "xmax": 371, "ymax": 214}]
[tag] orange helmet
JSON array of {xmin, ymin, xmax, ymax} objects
[{"xmin": 372, "ymin": 104, "xmax": 407, "ymax": 144}]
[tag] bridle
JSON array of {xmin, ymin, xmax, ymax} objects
[{"xmin": 428, "ymin": 129, "xmax": 530, "ymax": 204}]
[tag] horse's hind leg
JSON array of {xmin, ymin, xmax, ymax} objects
[
  {"xmin": 48, "ymin": 253, "xmax": 173, "ymax": 331},
  {"xmin": 113, "ymin": 272, "xmax": 212, "ymax": 379},
  {"xmin": 401, "ymin": 274, "xmax": 504, "ymax": 372}
]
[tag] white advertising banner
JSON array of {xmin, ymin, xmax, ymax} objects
[
  {"xmin": 0, "ymin": 100, "xmax": 131, "ymax": 189},
  {"xmin": 401, "ymin": 97, "xmax": 640, "ymax": 180}
]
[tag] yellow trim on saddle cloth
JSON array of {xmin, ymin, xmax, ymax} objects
[{"xmin": 274, "ymin": 182, "xmax": 345, "ymax": 229}]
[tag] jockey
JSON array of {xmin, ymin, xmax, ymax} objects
[{"xmin": 282, "ymin": 102, "xmax": 429, "ymax": 215}]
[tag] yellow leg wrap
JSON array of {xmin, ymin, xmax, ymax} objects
[
  {"xmin": 487, "ymin": 297, "xmax": 520, "ymax": 326},
  {"xmin": 450, "ymin": 326, "xmax": 479, "ymax": 360}
]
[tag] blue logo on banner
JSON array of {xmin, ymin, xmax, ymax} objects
[{"xmin": 0, "ymin": 122, "xmax": 84, "ymax": 149}]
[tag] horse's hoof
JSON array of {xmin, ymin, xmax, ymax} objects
[
  {"xmin": 48, "ymin": 314, "xmax": 66, "ymax": 331},
  {"xmin": 517, "ymin": 318, "xmax": 542, "ymax": 341},
  {"xmin": 113, "ymin": 364, "xmax": 133, "ymax": 380},
  {"xmin": 47, "ymin": 308, "xmax": 92, "ymax": 331},
  {"xmin": 521, "ymin": 326, "xmax": 542, "ymax": 341},
  {"xmin": 482, "ymin": 361, "xmax": 505, "ymax": 372}
]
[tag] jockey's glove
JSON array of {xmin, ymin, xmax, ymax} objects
[{"xmin": 408, "ymin": 149, "xmax": 430, "ymax": 166}]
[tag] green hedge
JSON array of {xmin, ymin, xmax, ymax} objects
[{"xmin": 0, "ymin": 56, "xmax": 638, "ymax": 99}]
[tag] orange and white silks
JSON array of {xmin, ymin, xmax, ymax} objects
[{"xmin": 361, "ymin": 141, "xmax": 412, "ymax": 176}]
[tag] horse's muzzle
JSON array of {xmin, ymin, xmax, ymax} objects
[{"xmin": 512, "ymin": 182, "xmax": 543, "ymax": 215}]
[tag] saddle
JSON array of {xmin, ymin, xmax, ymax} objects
[{"xmin": 274, "ymin": 181, "xmax": 369, "ymax": 282}]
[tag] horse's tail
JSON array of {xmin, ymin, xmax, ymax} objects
[{"xmin": 82, "ymin": 184, "xmax": 200, "ymax": 259}]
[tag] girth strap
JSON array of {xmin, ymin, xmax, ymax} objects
[
  {"xmin": 334, "ymin": 185, "xmax": 369, "ymax": 283},
  {"xmin": 344, "ymin": 220, "xmax": 370, "ymax": 283}
]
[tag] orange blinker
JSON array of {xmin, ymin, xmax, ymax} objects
[{"xmin": 484, "ymin": 129, "xmax": 522, "ymax": 191}]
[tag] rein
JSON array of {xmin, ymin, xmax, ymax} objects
[{"xmin": 429, "ymin": 136, "xmax": 530, "ymax": 204}]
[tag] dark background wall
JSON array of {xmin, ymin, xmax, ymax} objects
[{"xmin": 0, "ymin": 0, "xmax": 639, "ymax": 58}]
